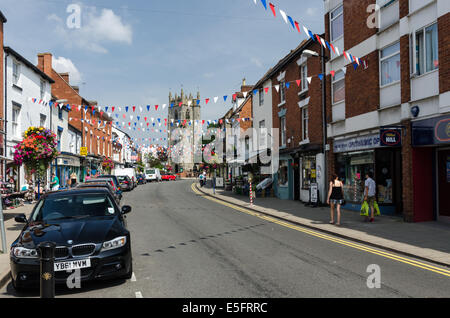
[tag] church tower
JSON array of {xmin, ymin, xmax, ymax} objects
[{"xmin": 167, "ymin": 89, "xmax": 201, "ymax": 176}]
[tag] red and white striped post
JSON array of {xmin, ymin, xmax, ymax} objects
[{"xmin": 249, "ymin": 181, "xmax": 253, "ymax": 206}]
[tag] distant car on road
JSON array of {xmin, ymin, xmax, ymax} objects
[
  {"xmin": 161, "ymin": 173, "xmax": 176, "ymax": 181},
  {"xmin": 117, "ymin": 175, "xmax": 132, "ymax": 191},
  {"xmin": 145, "ymin": 168, "xmax": 161, "ymax": 182},
  {"xmin": 10, "ymin": 188, "xmax": 133, "ymax": 291}
]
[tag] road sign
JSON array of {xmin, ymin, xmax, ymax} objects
[{"xmin": 80, "ymin": 147, "xmax": 87, "ymax": 156}]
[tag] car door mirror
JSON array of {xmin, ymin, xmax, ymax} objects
[
  {"xmin": 15, "ymin": 214, "xmax": 27, "ymax": 223},
  {"xmin": 121, "ymin": 205, "xmax": 132, "ymax": 214}
]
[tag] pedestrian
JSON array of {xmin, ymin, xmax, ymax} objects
[
  {"xmin": 199, "ymin": 172, "xmax": 204, "ymax": 187},
  {"xmin": 50, "ymin": 173, "xmax": 60, "ymax": 191},
  {"xmin": 327, "ymin": 173, "xmax": 344, "ymax": 226},
  {"xmin": 364, "ymin": 172, "xmax": 377, "ymax": 222},
  {"xmin": 70, "ymin": 171, "xmax": 77, "ymax": 188}
]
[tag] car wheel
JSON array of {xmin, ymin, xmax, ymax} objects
[{"xmin": 11, "ymin": 276, "xmax": 26, "ymax": 292}]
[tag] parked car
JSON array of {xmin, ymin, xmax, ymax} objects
[
  {"xmin": 10, "ymin": 188, "xmax": 132, "ymax": 290},
  {"xmin": 113, "ymin": 168, "xmax": 137, "ymax": 189},
  {"xmin": 145, "ymin": 168, "xmax": 161, "ymax": 182},
  {"xmin": 85, "ymin": 178, "xmax": 121, "ymax": 200},
  {"xmin": 136, "ymin": 174, "xmax": 146, "ymax": 185},
  {"xmin": 94, "ymin": 176, "xmax": 122, "ymax": 198},
  {"xmin": 76, "ymin": 182, "xmax": 121, "ymax": 204},
  {"xmin": 117, "ymin": 175, "xmax": 132, "ymax": 191}
]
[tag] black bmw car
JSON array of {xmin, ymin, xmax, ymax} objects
[{"xmin": 10, "ymin": 188, "xmax": 133, "ymax": 291}]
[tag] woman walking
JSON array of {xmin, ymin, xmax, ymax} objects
[{"xmin": 327, "ymin": 174, "xmax": 344, "ymax": 225}]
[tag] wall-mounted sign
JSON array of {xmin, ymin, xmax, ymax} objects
[
  {"xmin": 310, "ymin": 183, "xmax": 318, "ymax": 203},
  {"xmin": 80, "ymin": 147, "xmax": 87, "ymax": 156},
  {"xmin": 333, "ymin": 134, "xmax": 381, "ymax": 153},
  {"xmin": 380, "ymin": 128, "xmax": 402, "ymax": 147},
  {"xmin": 412, "ymin": 115, "xmax": 450, "ymax": 146}
]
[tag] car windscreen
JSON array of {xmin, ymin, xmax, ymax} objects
[
  {"xmin": 146, "ymin": 169, "xmax": 155, "ymax": 174},
  {"xmin": 31, "ymin": 193, "xmax": 118, "ymax": 221},
  {"xmin": 117, "ymin": 176, "xmax": 128, "ymax": 181}
]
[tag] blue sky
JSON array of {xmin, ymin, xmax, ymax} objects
[{"xmin": 1, "ymin": 0, "xmax": 324, "ymax": 146}]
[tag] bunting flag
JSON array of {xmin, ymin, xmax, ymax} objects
[
  {"xmin": 260, "ymin": 0, "xmax": 267, "ymax": 10},
  {"xmin": 279, "ymin": 10, "xmax": 288, "ymax": 24},
  {"xmin": 269, "ymin": 2, "xmax": 276, "ymax": 17}
]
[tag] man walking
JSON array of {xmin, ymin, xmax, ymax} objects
[
  {"xmin": 364, "ymin": 172, "xmax": 376, "ymax": 222},
  {"xmin": 50, "ymin": 173, "xmax": 60, "ymax": 191}
]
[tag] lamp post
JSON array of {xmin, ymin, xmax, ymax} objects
[{"xmin": 302, "ymin": 47, "xmax": 328, "ymax": 205}]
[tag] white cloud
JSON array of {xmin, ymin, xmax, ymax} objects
[
  {"xmin": 250, "ymin": 57, "xmax": 263, "ymax": 68},
  {"xmin": 52, "ymin": 56, "xmax": 82, "ymax": 85},
  {"xmin": 306, "ymin": 8, "xmax": 318, "ymax": 16},
  {"xmin": 48, "ymin": 6, "xmax": 132, "ymax": 53}
]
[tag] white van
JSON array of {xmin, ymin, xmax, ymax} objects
[
  {"xmin": 145, "ymin": 168, "xmax": 161, "ymax": 182},
  {"xmin": 113, "ymin": 168, "xmax": 137, "ymax": 189}
]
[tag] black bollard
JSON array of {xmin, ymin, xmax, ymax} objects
[{"xmin": 38, "ymin": 241, "xmax": 56, "ymax": 298}]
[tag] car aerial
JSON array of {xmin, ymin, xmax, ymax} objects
[
  {"xmin": 117, "ymin": 175, "xmax": 132, "ymax": 191},
  {"xmin": 10, "ymin": 188, "xmax": 132, "ymax": 291},
  {"xmin": 76, "ymin": 182, "xmax": 121, "ymax": 204}
]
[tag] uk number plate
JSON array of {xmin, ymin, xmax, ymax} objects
[{"xmin": 54, "ymin": 259, "xmax": 91, "ymax": 272}]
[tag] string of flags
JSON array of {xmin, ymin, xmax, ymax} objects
[{"xmin": 252, "ymin": 0, "xmax": 367, "ymax": 70}]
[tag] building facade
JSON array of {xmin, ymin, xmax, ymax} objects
[
  {"xmin": 323, "ymin": 0, "xmax": 449, "ymax": 221},
  {"xmin": 0, "ymin": 12, "xmax": 6, "ymax": 180},
  {"xmin": 4, "ymin": 46, "xmax": 55, "ymax": 191}
]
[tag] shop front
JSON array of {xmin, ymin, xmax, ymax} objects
[
  {"xmin": 52, "ymin": 154, "xmax": 82, "ymax": 189},
  {"xmin": 412, "ymin": 114, "xmax": 450, "ymax": 222},
  {"xmin": 274, "ymin": 154, "xmax": 293, "ymax": 200},
  {"xmin": 333, "ymin": 133, "xmax": 402, "ymax": 215}
]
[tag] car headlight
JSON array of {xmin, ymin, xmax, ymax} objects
[
  {"xmin": 11, "ymin": 246, "xmax": 39, "ymax": 258},
  {"xmin": 101, "ymin": 236, "xmax": 127, "ymax": 251}
]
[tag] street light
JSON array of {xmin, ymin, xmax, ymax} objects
[{"xmin": 302, "ymin": 44, "xmax": 328, "ymax": 205}]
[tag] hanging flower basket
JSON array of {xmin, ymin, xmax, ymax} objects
[
  {"xmin": 13, "ymin": 127, "xmax": 59, "ymax": 179},
  {"xmin": 102, "ymin": 158, "xmax": 114, "ymax": 172}
]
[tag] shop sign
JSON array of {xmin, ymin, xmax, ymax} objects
[
  {"xmin": 412, "ymin": 115, "xmax": 450, "ymax": 146},
  {"xmin": 310, "ymin": 183, "xmax": 318, "ymax": 203},
  {"xmin": 333, "ymin": 134, "xmax": 380, "ymax": 153},
  {"xmin": 380, "ymin": 128, "xmax": 402, "ymax": 147},
  {"xmin": 80, "ymin": 147, "xmax": 87, "ymax": 156}
]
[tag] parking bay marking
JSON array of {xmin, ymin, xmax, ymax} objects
[{"xmin": 191, "ymin": 183, "xmax": 450, "ymax": 278}]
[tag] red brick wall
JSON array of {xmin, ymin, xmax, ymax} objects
[
  {"xmin": 37, "ymin": 53, "xmax": 112, "ymax": 158},
  {"xmin": 438, "ymin": 13, "xmax": 450, "ymax": 94},
  {"xmin": 399, "ymin": 0, "xmax": 409, "ymax": 19},
  {"xmin": 271, "ymin": 41, "xmax": 323, "ymax": 150},
  {"xmin": 345, "ymin": 50, "xmax": 380, "ymax": 118},
  {"xmin": 400, "ymin": 35, "xmax": 411, "ymax": 103},
  {"xmin": 343, "ymin": 0, "xmax": 377, "ymax": 50},
  {"xmin": 401, "ymin": 120, "xmax": 413, "ymax": 222},
  {"xmin": 239, "ymin": 96, "xmax": 252, "ymax": 132}
]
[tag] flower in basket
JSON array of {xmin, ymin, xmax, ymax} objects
[
  {"xmin": 13, "ymin": 126, "xmax": 59, "ymax": 177},
  {"xmin": 101, "ymin": 158, "xmax": 114, "ymax": 170}
]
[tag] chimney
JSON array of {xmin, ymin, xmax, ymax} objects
[
  {"xmin": 59, "ymin": 72, "xmax": 69, "ymax": 83},
  {"xmin": 37, "ymin": 53, "xmax": 52, "ymax": 76}
]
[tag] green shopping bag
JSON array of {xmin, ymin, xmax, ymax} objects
[
  {"xmin": 360, "ymin": 201, "xmax": 369, "ymax": 216},
  {"xmin": 374, "ymin": 201, "xmax": 381, "ymax": 216}
]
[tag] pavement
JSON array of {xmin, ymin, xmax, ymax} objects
[
  {"xmin": 196, "ymin": 182, "xmax": 450, "ymax": 267},
  {"xmin": 0, "ymin": 203, "xmax": 35, "ymax": 289}
]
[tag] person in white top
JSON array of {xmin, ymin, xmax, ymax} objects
[{"xmin": 364, "ymin": 172, "xmax": 377, "ymax": 222}]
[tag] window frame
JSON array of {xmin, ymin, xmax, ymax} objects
[
  {"xmin": 412, "ymin": 22, "xmax": 439, "ymax": 77},
  {"xmin": 331, "ymin": 70, "xmax": 346, "ymax": 105},
  {"xmin": 12, "ymin": 104, "xmax": 21, "ymax": 138},
  {"xmin": 40, "ymin": 80, "xmax": 46, "ymax": 100},
  {"xmin": 379, "ymin": 41, "xmax": 401, "ymax": 87},
  {"xmin": 279, "ymin": 80, "xmax": 286, "ymax": 104},
  {"xmin": 280, "ymin": 116, "xmax": 286, "ymax": 147},
  {"xmin": 259, "ymin": 88, "xmax": 264, "ymax": 106},
  {"xmin": 299, "ymin": 63, "xmax": 308, "ymax": 94},
  {"xmin": 259, "ymin": 120, "xmax": 266, "ymax": 148},
  {"xmin": 40, "ymin": 114, "xmax": 47, "ymax": 128},
  {"xmin": 12, "ymin": 60, "xmax": 20, "ymax": 85},
  {"xmin": 302, "ymin": 107, "xmax": 309, "ymax": 140},
  {"xmin": 330, "ymin": 4, "xmax": 344, "ymax": 42}
]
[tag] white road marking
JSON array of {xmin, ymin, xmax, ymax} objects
[
  {"xmin": 135, "ymin": 291, "xmax": 143, "ymax": 298},
  {"xmin": 131, "ymin": 272, "xmax": 136, "ymax": 282}
]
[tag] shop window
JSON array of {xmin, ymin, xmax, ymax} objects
[
  {"xmin": 278, "ymin": 161, "xmax": 288, "ymax": 187},
  {"xmin": 301, "ymin": 156, "xmax": 316, "ymax": 189},
  {"xmin": 375, "ymin": 149, "xmax": 394, "ymax": 204}
]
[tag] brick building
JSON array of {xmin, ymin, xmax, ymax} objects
[
  {"xmin": 267, "ymin": 38, "xmax": 324, "ymax": 201},
  {"xmin": 323, "ymin": 0, "xmax": 449, "ymax": 221},
  {"xmin": 37, "ymin": 52, "xmax": 113, "ymax": 180}
]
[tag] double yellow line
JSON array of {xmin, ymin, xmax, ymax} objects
[{"xmin": 192, "ymin": 183, "xmax": 450, "ymax": 278}]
